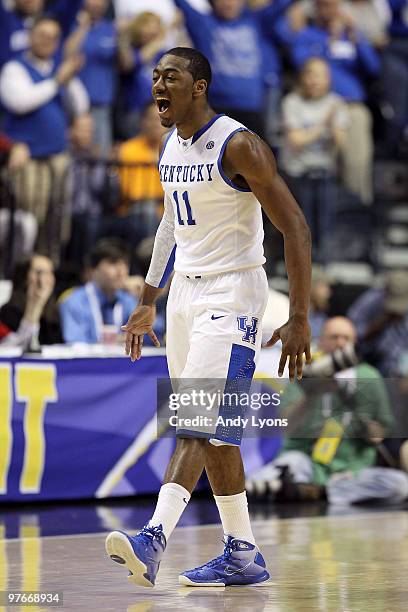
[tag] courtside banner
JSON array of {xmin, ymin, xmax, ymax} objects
[{"xmin": 0, "ymin": 353, "xmax": 281, "ymax": 502}]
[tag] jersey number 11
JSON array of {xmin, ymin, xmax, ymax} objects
[{"xmin": 173, "ymin": 190, "xmax": 196, "ymax": 226}]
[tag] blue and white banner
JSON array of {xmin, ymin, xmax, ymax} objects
[{"xmin": 0, "ymin": 349, "xmax": 282, "ymax": 502}]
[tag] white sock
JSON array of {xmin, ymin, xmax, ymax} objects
[
  {"xmin": 148, "ymin": 482, "xmax": 191, "ymax": 541},
  {"xmin": 214, "ymin": 491, "xmax": 256, "ymax": 545}
]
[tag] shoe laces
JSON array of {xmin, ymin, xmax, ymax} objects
[
  {"xmin": 138, "ymin": 524, "xmax": 166, "ymax": 551},
  {"xmin": 191, "ymin": 536, "xmax": 234, "ymax": 571}
]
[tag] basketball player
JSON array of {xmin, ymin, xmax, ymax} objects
[{"xmin": 106, "ymin": 47, "xmax": 311, "ymax": 587}]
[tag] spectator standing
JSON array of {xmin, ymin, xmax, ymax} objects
[
  {"xmin": 280, "ymin": 58, "xmax": 348, "ymax": 262},
  {"xmin": 117, "ymin": 101, "xmax": 166, "ymax": 241},
  {"xmin": 174, "ymin": 0, "xmax": 291, "ymax": 136},
  {"xmin": 0, "ymin": 0, "xmax": 84, "ymax": 68},
  {"xmin": 66, "ymin": 113, "xmax": 119, "ymax": 267},
  {"xmin": 59, "ymin": 241, "xmax": 137, "ymax": 344},
  {"xmin": 0, "ymin": 253, "xmax": 62, "ymax": 349},
  {"xmin": 281, "ymin": 0, "xmax": 380, "ymax": 203},
  {"xmin": 64, "ymin": 0, "xmax": 117, "ymax": 152},
  {"xmin": 348, "ymin": 270, "xmax": 408, "ymax": 376},
  {"xmin": 0, "ymin": 17, "xmax": 87, "ymax": 260}
]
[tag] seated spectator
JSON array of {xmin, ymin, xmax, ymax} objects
[
  {"xmin": 117, "ymin": 101, "xmax": 166, "ymax": 240},
  {"xmin": 280, "ymin": 58, "xmax": 348, "ymax": 262},
  {"xmin": 0, "ymin": 0, "xmax": 83, "ymax": 68},
  {"xmin": 0, "ymin": 253, "xmax": 62, "ymax": 349},
  {"xmin": 117, "ymin": 11, "xmax": 168, "ymax": 139},
  {"xmin": 0, "ymin": 16, "xmax": 88, "ymax": 261},
  {"xmin": 66, "ymin": 113, "xmax": 119, "ymax": 267},
  {"xmin": 174, "ymin": 0, "xmax": 291, "ymax": 136},
  {"xmin": 64, "ymin": 0, "xmax": 117, "ymax": 152},
  {"xmin": 348, "ymin": 270, "xmax": 408, "ymax": 376},
  {"xmin": 59, "ymin": 240, "xmax": 137, "ymax": 344},
  {"xmin": 280, "ymin": 0, "xmax": 380, "ymax": 203},
  {"xmin": 247, "ymin": 316, "xmax": 408, "ymax": 505}
]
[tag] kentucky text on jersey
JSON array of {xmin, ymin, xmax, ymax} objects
[{"xmin": 159, "ymin": 163, "xmax": 215, "ymax": 183}]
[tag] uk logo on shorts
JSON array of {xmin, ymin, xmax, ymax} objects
[{"xmin": 237, "ymin": 316, "xmax": 259, "ymax": 344}]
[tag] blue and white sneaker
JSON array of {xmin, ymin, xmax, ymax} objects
[
  {"xmin": 105, "ymin": 524, "xmax": 166, "ymax": 587},
  {"xmin": 179, "ymin": 536, "xmax": 270, "ymax": 587}
]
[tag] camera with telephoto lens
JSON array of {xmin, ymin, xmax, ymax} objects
[{"xmin": 302, "ymin": 343, "xmax": 360, "ymax": 378}]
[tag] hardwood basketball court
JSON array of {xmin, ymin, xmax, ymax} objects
[{"xmin": 1, "ymin": 511, "xmax": 408, "ymax": 611}]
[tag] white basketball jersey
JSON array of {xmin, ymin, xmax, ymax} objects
[{"xmin": 159, "ymin": 114, "xmax": 265, "ymax": 276}]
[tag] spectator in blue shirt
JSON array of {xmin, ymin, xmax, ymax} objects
[
  {"xmin": 59, "ymin": 240, "xmax": 137, "ymax": 344},
  {"xmin": 64, "ymin": 0, "xmax": 117, "ymax": 152},
  {"xmin": 173, "ymin": 0, "xmax": 292, "ymax": 136},
  {"xmin": 286, "ymin": 0, "xmax": 380, "ymax": 102},
  {"xmin": 280, "ymin": 0, "xmax": 380, "ymax": 203},
  {"xmin": 0, "ymin": 0, "xmax": 84, "ymax": 68}
]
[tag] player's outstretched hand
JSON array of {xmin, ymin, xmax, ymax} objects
[
  {"xmin": 121, "ymin": 304, "xmax": 160, "ymax": 362},
  {"xmin": 264, "ymin": 315, "xmax": 312, "ymax": 381}
]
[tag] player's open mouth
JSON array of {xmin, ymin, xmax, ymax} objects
[{"xmin": 156, "ymin": 98, "xmax": 171, "ymax": 116}]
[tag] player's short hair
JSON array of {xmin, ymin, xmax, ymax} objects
[
  {"xmin": 163, "ymin": 47, "xmax": 212, "ymax": 95},
  {"xmin": 87, "ymin": 240, "xmax": 130, "ymax": 269}
]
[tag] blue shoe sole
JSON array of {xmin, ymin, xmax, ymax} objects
[{"xmin": 105, "ymin": 531, "xmax": 154, "ymax": 588}]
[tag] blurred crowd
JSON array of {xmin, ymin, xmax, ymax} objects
[{"xmin": 0, "ymin": 0, "xmax": 407, "ymax": 267}]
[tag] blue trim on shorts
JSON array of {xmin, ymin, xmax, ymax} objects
[
  {"xmin": 217, "ymin": 128, "xmax": 252, "ymax": 192},
  {"xmin": 158, "ymin": 245, "xmax": 176, "ymax": 288},
  {"xmin": 173, "ymin": 345, "xmax": 256, "ymax": 445},
  {"xmin": 212, "ymin": 343, "xmax": 256, "ymax": 446}
]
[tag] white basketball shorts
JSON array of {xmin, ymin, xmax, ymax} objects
[{"xmin": 165, "ymin": 266, "xmax": 269, "ymax": 446}]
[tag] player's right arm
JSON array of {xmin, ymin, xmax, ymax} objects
[
  {"xmin": 122, "ymin": 139, "xmax": 175, "ymax": 361},
  {"xmin": 222, "ymin": 130, "xmax": 312, "ymax": 380}
]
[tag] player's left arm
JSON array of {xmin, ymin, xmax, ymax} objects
[{"xmin": 223, "ymin": 130, "xmax": 312, "ymax": 380}]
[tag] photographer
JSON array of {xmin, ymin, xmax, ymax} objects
[{"xmin": 247, "ymin": 317, "xmax": 408, "ymax": 505}]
